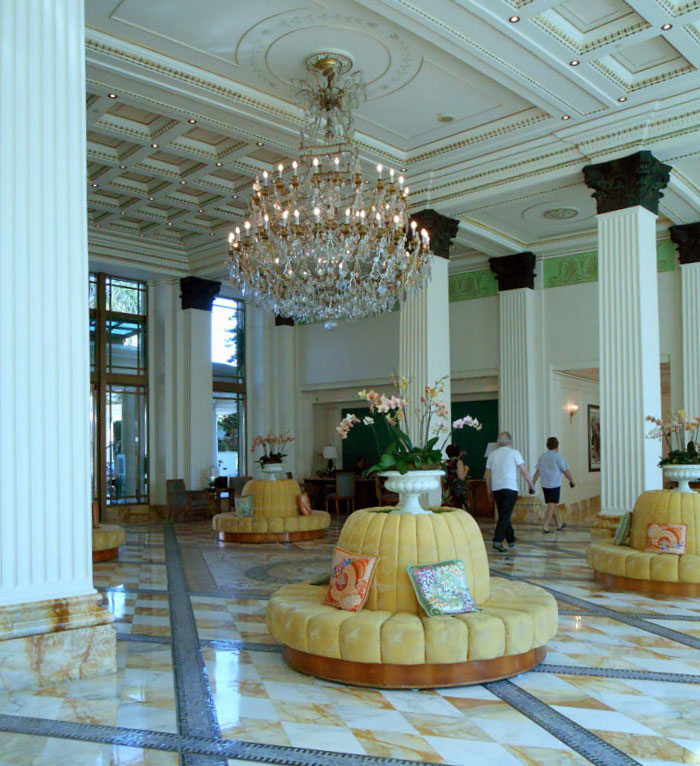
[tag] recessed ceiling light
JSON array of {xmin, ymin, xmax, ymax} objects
[
  {"xmin": 233, "ymin": 194, "xmax": 238, "ymax": 199},
  {"xmin": 198, "ymin": 208, "xmax": 204, "ymax": 213},
  {"xmin": 151, "ymin": 142, "xmax": 158, "ymax": 148},
  {"xmin": 120, "ymin": 211, "xmax": 126, "ymax": 215},
  {"xmin": 91, "ymin": 183, "xmax": 98, "ymax": 188},
  {"xmin": 570, "ymin": 59, "xmax": 580, "ymax": 66},
  {"xmin": 215, "ymin": 161, "xmax": 223, "ymax": 166},
  {"xmin": 618, "ymin": 96, "xmax": 628, "ymax": 102},
  {"xmin": 167, "ymin": 222, "xmax": 173, "ymax": 226},
  {"xmin": 107, "ymin": 93, "xmax": 117, "ymax": 99},
  {"xmin": 256, "ymin": 141, "xmax": 264, "ymax": 146},
  {"xmin": 400, "ymin": 167, "xmax": 407, "ymax": 172},
  {"xmin": 209, "ymin": 232, "xmax": 215, "ymax": 236},
  {"xmin": 661, "ymin": 22, "xmax": 672, "ymax": 30},
  {"xmin": 139, "ymin": 233, "xmax": 144, "ymax": 238},
  {"xmin": 508, "ymin": 15, "xmax": 520, "ymax": 23},
  {"xmin": 561, "ymin": 114, "xmax": 571, "ymax": 120},
  {"xmin": 148, "ymin": 196, "xmax": 154, "ymax": 201},
  {"xmin": 188, "ymin": 118, "xmax": 197, "ymax": 124},
  {"xmin": 119, "ymin": 164, "xmax": 126, "ymax": 169},
  {"xmin": 95, "ymin": 223, "xmax": 101, "ymax": 228},
  {"xmin": 180, "ymin": 180, "xmax": 187, "ymax": 185}
]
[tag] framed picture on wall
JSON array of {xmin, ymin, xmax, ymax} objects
[{"xmin": 588, "ymin": 404, "xmax": 601, "ymax": 472}]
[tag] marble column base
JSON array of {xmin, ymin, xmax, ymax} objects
[
  {"xmin": 0, "ymin": 594, "xmax": 116, "ymax": 693},
  {"xmin": 511, "ymin": 495, "xmax": 544, "ymax": 522},
  {"xmin": 590, "ymin": 512, "xmax": 622, "ymax": 540}
]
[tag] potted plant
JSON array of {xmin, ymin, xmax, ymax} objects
[
  {"xmin": 337, "ymin": 376, "xmax": 482, "ymax": 513},
  {"xmin": 646, "ymin": 411, "xmax": 700, "ymax": 492},
  {"xmin": 251, "ymin": 433, "xmax": 294, "ymax": 479}
]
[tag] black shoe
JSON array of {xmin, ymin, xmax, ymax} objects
[
  {"xmin": 557, "ymin": 523, "xmax": 567, "ymax": 531},
  {"xmin": 507, "ymin": 541, "xmax": 515, "ymax": 549},
  {"xmin": 492, "ymin": 542, "xmax": 507, "ymax": 552},
  {"xmin": 542, "ymin": 528, "xmax": 552, "ymax": 534}
]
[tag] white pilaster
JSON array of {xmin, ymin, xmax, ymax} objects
[
  {"xmin": 399, "ymin": 256, "xmax": 451, "ymax": 446},
  {"xmin": 149, "ymin": 280, "xmax": 214, "ymax": 501},
  {"xmin": 0, "ymin": 0, "xmax": 93, "ymax": 606},
  {"xmin": 498, "ymin": 288, "xmax": 541, "ymax": 490},
  {"xmin": 682, "ymin": 262, "xmax": 700, "ymax": 416},
  {"xmin": 598, "ymin": 206, "xmax": 662, "ymax": 514}
]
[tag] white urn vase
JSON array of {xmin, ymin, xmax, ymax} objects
[
  {"xmin": 663, "ymin": 464, "xmax": 700, "ymax": 493},
  {"xmin": 261, "ymin": 462, "xmax": 285, "ymax": 480},
  {"xmin": 379, "ymin": 469, "xmax": 444, "ymax": 514}
]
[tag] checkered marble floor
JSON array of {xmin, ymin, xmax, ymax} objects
[{"xmin": 1, "ymin": 517, "xmax": 700, "ymax": 765}]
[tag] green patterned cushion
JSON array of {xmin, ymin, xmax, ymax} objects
[
  {"xmin": 407, "ymin": 559, "xmax": 478, "ymax": 617},
  {"xmin": 234, "ymin": 495, "xmax": 253, "ymax": 517},
  {"xmin": 613, "ymin": 512, "xmax": 631, "ymax": 546}
]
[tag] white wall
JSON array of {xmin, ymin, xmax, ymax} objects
[
  {"xmin": 548, "ymin": 372, "xmax": 601, "ymax": 504},
  {"xmin": 298, "ymin": 311, "xmax": 400, "ymax": 389},
  {"xmin": 450, "ymin": 296, "xmax": 499, "ymax": 377}
]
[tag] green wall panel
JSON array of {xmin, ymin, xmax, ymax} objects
[{"xmin": 451, "ymin": 400, "xmax": 498, "ymax": 479}]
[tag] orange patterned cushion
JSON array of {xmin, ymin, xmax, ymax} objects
[
  {"xmin": 297, "ymin": 492, "xmax": 312, "ymax": 516},
  {"xmin": 324, "ymin": 547, "xmax": 379, "ymax": 612},
  {"xmin": 646, "ymin": 523, "xmax": 687, "ymax": 555}
]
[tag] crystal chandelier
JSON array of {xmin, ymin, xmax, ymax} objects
[{"xmin": 227, "ymin": 52, "xmax": 430, "ymax": 323}]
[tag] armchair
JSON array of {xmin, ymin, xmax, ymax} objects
[{"xmin": 166, "ymin": 479, "xmax": 209, "ymax": 521}]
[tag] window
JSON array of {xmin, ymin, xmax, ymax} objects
[
  {"xmin": 211, "ymin": 297, "xmax": 245, "ymax": 475},
  {"xmin": 91, "ymin": 274, "xmax": 149, "ymax": 512}
]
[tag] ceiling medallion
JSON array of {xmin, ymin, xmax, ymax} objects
[
  {"xmin": 543, "ymin": 208, "xmax": 579, "ymax": 220},
  {"xmin": 228, "ymin": 53, "xmax": 430, "ymax": 323}
]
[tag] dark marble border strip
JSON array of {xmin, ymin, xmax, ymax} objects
[
  {"xmin": 0, "ymin": 713, "xmax": 178, "ymax": 752},
  {"xmin": 111, "ymin": 559, "xmax": 167, "ymax": 566},
  {"xmin": 117, "ymin": 632, "xmax": 170, "ymax": 645},
  {"xmin": 493, "ymin": 570, "xmax": 700, "ymax": 650},
  {"xmin": 201, "ymin": 639, "xmax": 282, "ymax": 653},
  {"xmin": 486, "ymin": 680, "xmax": 639, "ymax": 766},
  {"xmin": 179, "ymin": 736, "xmax": 445, "ymax": 766},
  {"xmin": 98, "ymin": 585, "xmax": 169, "ymax": 596},
  {"xmin": 163, "ymin": 523, "xmax": 224, "ymax": 766},
  {"xmin": 534, "ymin": 663, "xmax": 700, "ymax": 683}
]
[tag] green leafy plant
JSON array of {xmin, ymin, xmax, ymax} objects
[{"xmin": 337, "ymin": 375, "xmax": 481, "ymax": 475}]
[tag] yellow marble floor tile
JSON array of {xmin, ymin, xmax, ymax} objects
[{"xmin": 352, "ymin": 729, "xmax": 445, "ymax": 762}]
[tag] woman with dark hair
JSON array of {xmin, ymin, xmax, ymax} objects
[
  {"xmin": 443, "ymin": 444, "xmax": 468, "ymax": 509},
  {"xmin": 533, "ymin": 436, "xmax": 575, "ymax": 533}
]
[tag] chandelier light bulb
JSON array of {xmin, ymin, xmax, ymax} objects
[
  {"xmin": 228, "ymin": 232, "xmax": 234, "ymax": 243},
  {"xmin": 389, "ymin": 168, "xmax": 395, "ymax": 179},
  {"xmin": 313, "ymin": 207, "xmax": 320, "ymax": 221},
  {"xmin": 278, "ymin": 163, "xmax": 284, "ymax": 176},
  {"xmin": 376, "ymin": 163, "xmax": 383, "ymax": 177}
]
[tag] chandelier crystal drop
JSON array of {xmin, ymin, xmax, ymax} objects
[{"xmin": 227, "ymin": 53, "xmax": 431, "ymax": 323}]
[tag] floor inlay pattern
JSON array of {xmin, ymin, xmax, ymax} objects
[{"xmin": 2, "ymin": 519, "xmax": 700, "ymax": 764}]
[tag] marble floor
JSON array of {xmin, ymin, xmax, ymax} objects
[{"xmin": 1, "ymin": 517, "xmax": 700, "ymax": 765}]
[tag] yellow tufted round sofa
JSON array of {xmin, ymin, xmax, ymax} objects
[
  {"xmin": 212, "ymin": 479, "xmax": 330, "ymax": 543},
  {"xmin": 587, "ymin": 489, "xmax": 700, "ymax": 595},
  {"xmin": 267, "ymin": 508, "xmax": 558, "ymax": 688},
  {"xmin": 92, "ymin": 524, "xmax": 126, "ymax": 563}
]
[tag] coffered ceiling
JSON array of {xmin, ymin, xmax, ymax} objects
[{"xmin": 85, "ymin": 0, "xmax": 700, "ymax": 276}]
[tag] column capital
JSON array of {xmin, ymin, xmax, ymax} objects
[
  {"xmin": 670, "ymin": 222, "xmax": 700, "ymax": 264},
  {"xmin": 180, "ymin": 277, "xmax": 221, "ymax": 311},
  {"xmin": 582, "ymin": 150, "xmax": 671, "ymax": 215},
  {"xmin": 274, "ymin": 315, "xmax": 295, "ymax": 327},
  {"xmin": 410, "ymin": 208, "xmax": 459, "ymax": 259},
  {"xmin": 489, "ymin": 252, "xmax": 536, "ymax": 291}
]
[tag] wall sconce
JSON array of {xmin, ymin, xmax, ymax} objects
[{"xmin": 567, "ymin": 403, "xmax": 579, "ymax": 422}]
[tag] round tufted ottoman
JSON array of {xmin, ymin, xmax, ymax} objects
[
  {"xmin": 587, "ymin": 490, "xmax": 700, "ymax": 595},
  {"xmin": 212, "ymin": 479, "xmax": 330, "ymax": 543},
  {"xmin": 267, "ymin": 508, "xmax": 557, "ymax": 688},
  {"xmin": 92, "ymin": 524, "xmax": 126, "ymax": 563}
]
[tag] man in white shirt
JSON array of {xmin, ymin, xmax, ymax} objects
[
  {"xmin": 533, "ymin": 436, "xmax": 575, "ymax": 533},
  {"xmin": 484, "ymin": 431, "xmax": 535, "ymax": 552}
]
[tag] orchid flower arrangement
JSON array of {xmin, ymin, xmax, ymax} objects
[
  {"xmin": 337, "ymin": 375, "xmax": 482, "ymax": 475},
  {"xmin": 251, "ymin": 432, "xmax": 294, "ymax": 467},
  {"xmin": 646, "ymin": 410, "xmax": 700, "ymax": 465}
]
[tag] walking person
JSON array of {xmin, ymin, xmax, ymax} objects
[
  {"xmin": 533, "ymin": 436, "xmax": 575, "ymax": 533},
  {"xmin": 484, "ymin": 432, "xmax": 535, "ymax": 552}
]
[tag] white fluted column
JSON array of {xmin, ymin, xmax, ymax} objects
[
  {"xmin": 681, "ymin": 262, "xmax": 700, "ymax": 416},
  {"xmin": 597, "ymin": 206, "xmax": 662, "ymax": 513},
  {"xmin": 498, "ymin": 288, "xmax": 541, "ymax": 491},
  {"xmin": 0, "ymin": 0, "xmax": 93, "ymax": 606},
  {"xmin": 399, "ymin": 256, "xmax": 452, "ymax": 444},
  {"xmin": 0, "ymin": 0, "xmax": 116, "ymax": 691},
  {"xmin": 149, "ymin": 279, "xmax": 216, "ymax": 501}
]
